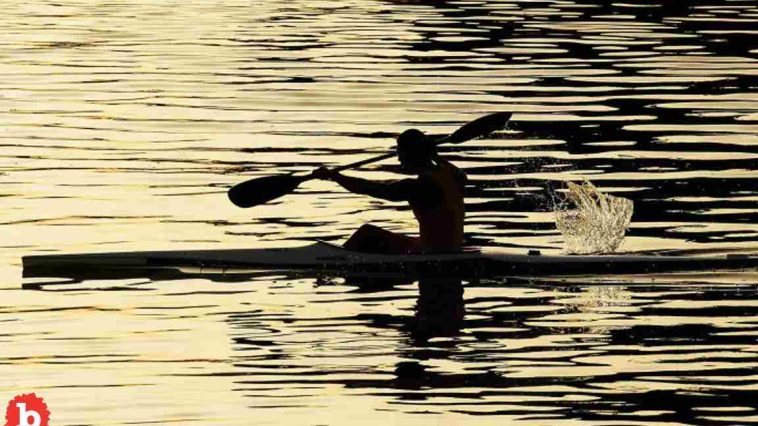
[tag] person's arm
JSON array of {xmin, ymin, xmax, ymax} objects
[{"xmin": 312, "ymin": 167, "xmax": 415, "ymax": 202}]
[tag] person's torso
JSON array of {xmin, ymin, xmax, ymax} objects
[{"xmin": 410, "ymin": 161, "xmax": 466, "ymax": 251}]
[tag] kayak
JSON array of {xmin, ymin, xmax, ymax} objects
[{"xmin": 22, "ymin": 241, "xmax": 758, "ymax": 279}]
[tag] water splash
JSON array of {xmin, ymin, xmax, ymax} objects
[{"xmin": 554, "ymin": 181, "xmax": 634, "ymax": 254}]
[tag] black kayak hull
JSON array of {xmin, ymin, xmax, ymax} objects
[{"xmin": 22, "ymin": 242, "xmax": 758, "ymax": 280}]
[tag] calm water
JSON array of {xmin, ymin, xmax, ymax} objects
[{"xmin": 2, "ymin": 0, "xmax": 757, "ymax": 424}]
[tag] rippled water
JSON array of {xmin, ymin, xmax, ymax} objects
[{"xmin": 2, "ymin": 1, "xmax": 757, "ymax": 424}]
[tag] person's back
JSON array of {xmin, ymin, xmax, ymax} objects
[{"xmin": 411, "ymin": 159, "xmax": 466, "ymax": 250}]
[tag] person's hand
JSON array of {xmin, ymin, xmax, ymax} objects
[{"xmin": 312, "ymin": 166, "xmax": 337, "ymax": 181}]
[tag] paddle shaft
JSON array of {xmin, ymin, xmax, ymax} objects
[
  {"xmin": 289, "ymin": 127, "xmax": 484, "ymax": 181},
  {"xmin": 310, "ymin": 135, "xmax": 462, "ymax": 176},
  {"xmin": 332, "ymin": 152, "xmax": 395, "ymax": 173},
  {"xmin": 324, "ymin": 119, "xmax": 509, "ymax": 174},
  {"xmin": 332, "ymin": 112, "xmax": 511, "ymax": 173}
]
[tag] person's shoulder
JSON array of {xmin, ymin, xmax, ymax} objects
[
  {"xmin": 440, "ymin": 159, "xmax": 467, "ymax": 185},
  {"xmin": 389, "ymin": 177, "xmax": 423, "ymax": 193}
]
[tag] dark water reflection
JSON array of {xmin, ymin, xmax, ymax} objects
[{"xmin": 221, "ymin": 274, "xmax": 758, "ymax": 424}]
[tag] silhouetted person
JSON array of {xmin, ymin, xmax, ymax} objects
[{"xmin": 313, "ymin": 129, "xmax": 466, "ymax": 253}]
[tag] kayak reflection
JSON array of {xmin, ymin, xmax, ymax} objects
[{"xmin": 23, "ymin": 266, "xmax": 467, "ymax": 343}]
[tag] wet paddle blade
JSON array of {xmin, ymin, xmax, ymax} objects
[
  {"xmin": 439, "ymin": 112, "xmax": 512, "ymax": 144},
  {"xmin": 228, "ymin": 174, "xmax": 307, "ymax": 208}
]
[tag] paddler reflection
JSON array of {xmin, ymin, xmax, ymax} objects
[
  {"xmin": 312, "ymin": 129, "xmax": 466, "ymax": 254},
  {"xmin": 411, "ymin": 277, "xmax": 465, "ymax": 341},
  {"xmin": 338, "ymin": 275, "xmax": 465, "ymax": 342}
]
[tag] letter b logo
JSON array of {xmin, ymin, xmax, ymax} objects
[
  {"xmin": 15, "ymin": 403, "xmax": 40, "ymax": 426},
  {"xmin": 4, "ymin": 394, "xmax": 49, "ymax": 426}
]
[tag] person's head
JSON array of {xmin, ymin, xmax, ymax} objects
[{"xmin": 396, "ymin": 129, "xmax": 436, "ymax": 172}]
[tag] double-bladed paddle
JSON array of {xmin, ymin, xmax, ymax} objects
[{"xmin": 228, "ymin": 112, "xmax": 512, "ymax": 208}]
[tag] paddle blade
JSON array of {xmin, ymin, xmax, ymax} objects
[
  {"xmin": 228, "ymin": 174, "xmax": 307, "ymax": 208},
  {"xmin": 440, "ymin": 111, "xmax": 512, "ymax": 144}
]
